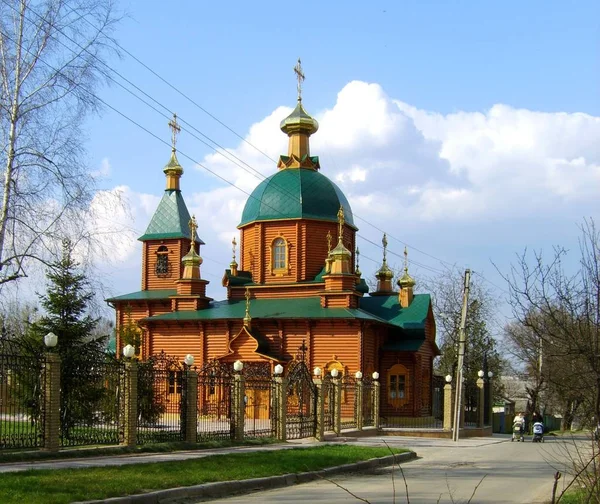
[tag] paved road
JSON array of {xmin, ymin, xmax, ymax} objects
[{"xmin": 196, "ymin": 435, "xmax": 574, "ymax": 504}]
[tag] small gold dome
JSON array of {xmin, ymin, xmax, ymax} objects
[{"xmin": 280, "ymin": 102, "xmax": 319, "ymax": 137}]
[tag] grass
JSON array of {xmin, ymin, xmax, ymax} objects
[
  {"xmin": 0, "ymin": 444, "xmax": 406, "ymax": 504},
  {"xmin": 0, "ymin": 437, "xmax": 278, "ymax": 463}
]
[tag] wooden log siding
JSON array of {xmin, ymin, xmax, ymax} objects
[
  {"xmin": 232, "ymin": 284, "xmax": 325, "ymax": 300},
  {"xmin": 262, "ymin": 222, "xmax": 297, "ymax": 283},
  {"xmin": 362, "ymin": 325, "xmax": 377, "ymax": 376},
  {"xmin": 312, "ymin": 321, "xmax": 360, "ymax": 373},
  {"xmin": 143, "ymin": 239, "xmax": 190, "ymax": 290},
  {"xmin": 151, "ymin": 324, "xmax": 202, "ymax": 360}
]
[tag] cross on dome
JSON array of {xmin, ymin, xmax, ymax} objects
[
  {"xmin": 168, "ymin": 113, "xmax": 181, "ymax": 152},
  {"xmin": 337, "ymin": 206, "xmax": 345, "ymax": 243},
  {"xmin": 382, "ymin": 233, "xmax": 388, "ymax": 262},
  {"xmin": 188, "ymin": 215, "xmax": 198, "ymax": 244},
  {"xmin": 294, "ymin": 58, "xmax": 305, "ymax": 102}
]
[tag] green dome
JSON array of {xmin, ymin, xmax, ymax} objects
[{"xmin": 240, "ymin": 169, "xmax": 355, "ymax": 227}]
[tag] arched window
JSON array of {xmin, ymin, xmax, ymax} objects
[
  {"xmin": 271, "ymin": 237, "xmax": 287, "ymax": 273},
  {"xmin": 387, "ymin": 363, "xmax": 410, "ymax": 407},
  {"xmin": 155, "ymin": 245, "xmax": 169, "ymax": 276}
]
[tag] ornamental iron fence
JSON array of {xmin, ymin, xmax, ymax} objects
[
  {"xmin": 136, "ymin": 352, "xmax": 184, "ymax": 444},
  {"xmin": 340, "ymin": 374, "xmax": 357, "ymax": 430},
  {"xmin": 285, "ymin": 360, "xmax": 317, "ymax": 439},
  {"xmin": 59, "ymin": 356, "xmax": 124, "ymax": 448},
  {"xmin": 242, "ymin": 363, "xmax": 274, "ymax": 438},
  {"xmin": 196, "ymin": 360, "xmax": 234, "ymax": 442}
]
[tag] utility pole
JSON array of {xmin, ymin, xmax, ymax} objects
[{"xmin": 452, "ymin": 269, "xmax": 471, "ymax": 442}]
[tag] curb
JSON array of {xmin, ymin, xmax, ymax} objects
[{"xmin": 76, "ymin": 451, "xmax": 416, "ymax": 504}]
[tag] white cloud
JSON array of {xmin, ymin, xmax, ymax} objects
[{"xmin": 91, "ymin": 80, "xmax": 599, "ymax": 301}]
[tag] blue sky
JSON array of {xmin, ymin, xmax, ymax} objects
[{"xmin": 72, "ymin": 0, "xmax": 600, "ymax": 334}]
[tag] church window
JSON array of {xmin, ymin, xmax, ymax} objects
[
  {"xmin": 155, "ymin": 245, "xmax": 169, "ymax": 276},
  {"xmin": 387, "ymin": 364, "xmax": 410, "ymax": 407},
  {"xmin": 271, "ymin": 237, "xmax": 287, "ymax": 274},
  {"xmin": 168, "ymin": 371, "xmax": 182, "ymax": 395}
]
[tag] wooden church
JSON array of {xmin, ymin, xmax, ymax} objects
[{"xmin": 108, "ymin": 64, "xmax": 439, "ymax": 419}]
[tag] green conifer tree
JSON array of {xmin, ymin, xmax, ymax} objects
[{"xmin": 30, "ymin": 239, "xmax": 108, "ymax": 435}]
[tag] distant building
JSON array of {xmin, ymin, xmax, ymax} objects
[{"xmin": 107, "ymin": 67, "xmax": 439, "ymax": 419}]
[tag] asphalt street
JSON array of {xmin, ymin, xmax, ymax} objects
[{"xmin": 193, "ymin": 435, "xmax": 576, "ymax": 504}]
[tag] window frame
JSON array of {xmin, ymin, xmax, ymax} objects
[
  {"xmin": 271, "ymin": 236, "xmax": 288, "ymax": 275},
  {"xmin": 387, "ymin": 363, "xmax": 410, "ymax": 407}
]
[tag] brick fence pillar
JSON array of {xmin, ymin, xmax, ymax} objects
[
  {"xmin": 273, "ymin": 376, "xmax": 287, "ymax": 441},
  {"xmin": 232, "ymin": 373, "xmax": 245, "ymax": 441},
  {"xmin": 43, "ymin": 352, "xmax": 61, "ymax": 452},
  {"xmin": 443, "ymin": 382, "xmax": 453, "ymax": 432},
  {"xmin": 332, "ymin": 377, "xmax": 342, "ymax": 435},
  {"xmin": 373, "ymin": 380, "xmax": 381, "ymax": 430},
  {"xmin": 314, "ymin": 378, "xmax": 325, "ymax": 441},
  {"xmin": 120, "ymin": 360, "xmax": 138, "ymax": 448},
  {"xmin": 185, "ymin": 370, "xmax": 198, "ymax": 444},
  {"xmin": 477, "ymin": 377, "xmax": 485, "ymax": 428}
]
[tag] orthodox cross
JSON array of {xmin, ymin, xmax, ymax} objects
[
  {"xmin": 404, "ymin": 246, "xmax": 409, "ymax": 273},
  {"xmin": 168, "ymin": 113, "xmax": 181, "ymax": 151},
  {"xmin": 232, "ymin": 237, "xmax": 237, "ymax": 262},
  {"xmin": 294, "ymin": 58, "xmax": 305, "ymax": 102},
  {"xmin": 382, "ymin": 233, "xmax": 388, "ymax": 262},
  {"xmin": 337, "ymin": 206, "xmax": 345, "ymax": 243},
  {"xmin": 355, "ymin": 247, "xmax": 361, "ymax": 274},
  {"xmin": 188, "ymin": 215, "xmax": 198, "ymax": 244},
  {"xmin": 326, "ymin": 230, "xmax": 332, "ymax": 253},
  {"xmin": 296, "ymin": 339, "xmax": 308, "ymax": 363}
]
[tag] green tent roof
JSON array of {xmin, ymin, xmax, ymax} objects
[
  {"xmin": 239, "ymin": 169, "xmax": 355, "ymax": 228},
  {"xmin": 138, "ymin": 190, "xmax": 205, "ymax": 243}
]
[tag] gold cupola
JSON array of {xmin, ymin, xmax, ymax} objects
[
  {"xmin": 164, "ymin": 113, "xmax": 184, "ymax": 191},
  {"xmin": 277, "ymin": 59, "xmax": 320, "ymax": 170},
  {"xmin": 397, "ymin": 247, "xmax": 416, "ymax": 308},
  {"xmin": 374, "ymin": 234, "xmax": 394, "ymax": 293}
]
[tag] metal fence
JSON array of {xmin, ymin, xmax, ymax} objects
[
  {"xmin": 0, "ymin": 352, "xmax": 44, "ymax": 449},
  {"xmin": 362, "ymin": 378, "xmax": 374, "ymax": 427},
  {"xmin": 340, "ymin": 375, "xmax": 357, "ymax": 430},
  {"xmin": 463, "ymin": 381, "xmax": 479, "ymax": 428},
  {"xmin": 286, "ymin": 360, "xmax": 317, "ymax": 439},
  {"xmin": 243, "ymin": 363, "xmax": 273, "ymax": 438},
  {"xmin": 322, "ymin": 375, "xmax": 334, "ymax": 433},
  {"xmin": 136, "ymin": 352, "xmax": 184, "ymax": 444},
  {"xmin": 59, "ymin": 357, "xmax": 124, "ymax": 448},
  {"xmin": 196, "ymin": 360, "xmax": 233, "ymax": 442}
]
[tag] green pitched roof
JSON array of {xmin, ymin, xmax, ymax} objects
[
  {"xmin": 141, "ymin": 297, "xmax": 383, "ymax": 323},
  {"xmin": 382, "ymin": 339, "xmax": 425, "ymax": 351},
  {"xmin": 239, "ymin": 169, "xmax": 355, "ymax": 228},
  {"xmin": 138, "ymin": 190, "xmax": 205, "ymax": 243},
  {"xmin": 106, "ymin": 289, "xmax": 176, "ymax": 302},
  {"xmin": 359, "ymin": 294, "xmax": 431, "ymax": 330}
]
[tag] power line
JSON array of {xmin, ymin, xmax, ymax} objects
[{"xmin": 6, "ymin": 1, "xmax": 507, "ymax": 295}]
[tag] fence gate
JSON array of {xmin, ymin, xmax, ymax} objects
[
  {"xmin": 285, "ymin": 360, "xmax": 317, "ymax": 439},
  {"xmin": 196, "ymin": 360, "xmax": 233, "ymax": 441},
  {"xmin": 340, "ymin": 374, "xmax": 357, "ymax": 430},
  {"xmin": 243, "ymin": 362, "xmax": 273, "ymax": 438}
]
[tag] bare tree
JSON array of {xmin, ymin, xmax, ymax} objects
[
  {"xmin": 502, "ymin": 219, "xmax": 600, "ymax": 430},
  {"xmin": 0, "ymin": 0, "xmax": 120, "ymax": 286}
]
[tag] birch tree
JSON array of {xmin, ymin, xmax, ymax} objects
[{"xmin": 0, "ymin": 0, "xmax": 119, "ymax": 286}]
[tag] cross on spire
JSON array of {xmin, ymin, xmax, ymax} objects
[
  {"xmin": 326, "ymin": 230, "xmax": 332, "ymax": 252},
  {"xmin": 382, "ymin": 233, "xmax": 388, "ymax": 262},
  {"xmin": 168, "ymin": 113, "xmax": 181, "ymax": 151},
  {"xmin": 337, "ymin": 206, "xmax": 345, "ymax": 243},
  {"xmin": 404, "ymin": 246, "xmax": 409, "ymax": 273},
  {"xmin": 294, "ymin": 58, "xmax": 305, "ymax": 102},
  {"xmin": 232, "ymin": 237, "xmax": 237, "ymax": 262},
  {"xmin": 188, "ymin": 215, "xmax": 198, "ymax": 244}
]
